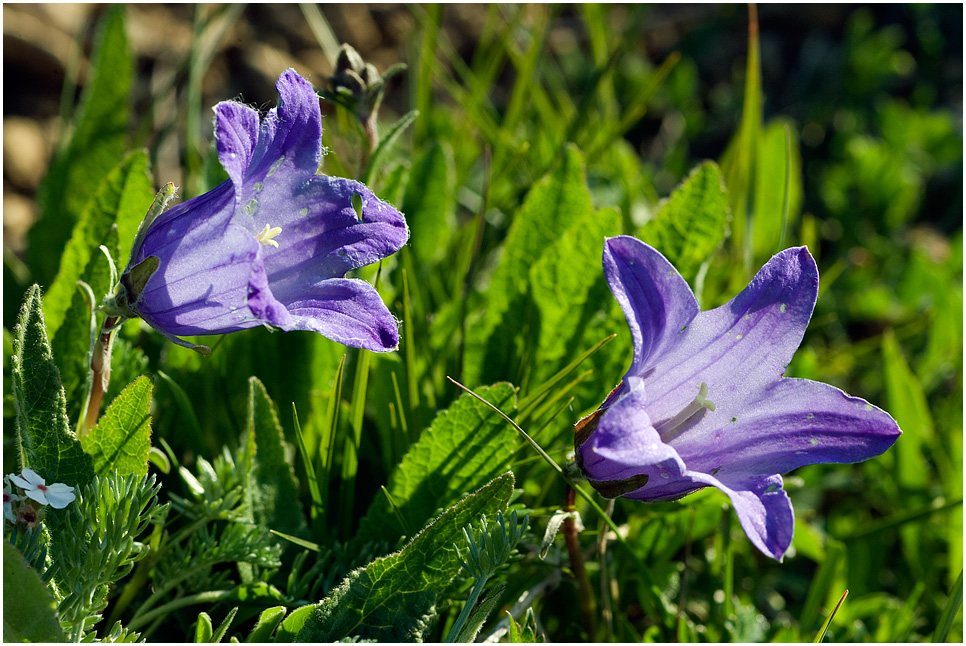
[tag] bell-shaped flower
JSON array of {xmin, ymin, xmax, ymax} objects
[
  {"xmin": 8, "ymin": 468, "xmax": 76, "ymax": 509},
  {"xmin": 575, "ymin": 236, "xmax": 901, "ymax": 560},
  {"xmin": 110, "ymin": 69, "xmax": 408, "ymax": 353}
]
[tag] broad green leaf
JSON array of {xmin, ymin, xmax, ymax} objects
[
  {"xmin": 752, "ymin": 119, "xmax": 803, "ymax": 258},
  {"xmin": 3, "ymin": 542, "xmax": 68, "ymax": 643},
  {"xmin": 44, "ymin": 151, "xmax": 153, "ymax": 337},
  {"xmin": 51, "ymin": 227, "xmax": 118, "ymax": 429},
  {"xmin": 32, "ymin": 5, "xmax": 133, "ymax": 287},
  {"xmin": 529, "ymin": 206, "xmax": 621, "ymax": 385},
  {"xmin": 638, "ymin": 161, "xmax": 730, "ymax": 284},
  {"xmin": 881, "ymin": 329, "xmax": 932, "ymax": 490},
  {"xmin": 82, "ymin": 375, "xmax": 152, "ymax": 478},
  {"xmin": 402, "ymin": 141, "xmax": 456, "ymax": 266},
  {"xmin": 244, "ymin": 377, "xmax": 308, "ymax": 540},
  {"xmin": 296, "ymin": 472, "xmax": 515, "ymax": 642},
  {"xmin": 11, "ymin": 285, "xmax": 94, "ymax": 488},
  {"xmin": 354, "ymin": 383, "xmax": 518, "ymax": 546},
  {"xmin": 465, "ymin": 145, "xmax": 593, "ymax": 386},
  {"xmin": 246, "ymin": 606, "xmax": 286, "ymax": 643}
]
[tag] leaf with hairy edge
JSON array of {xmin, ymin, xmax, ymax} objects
[
  {"xmin": 465, "ymin": 145, "xmax": 593, "ymax": 386},
  {"xmin": 245, "ymin": 377, "xmax": 309, "ymax": 541},
  {"xmin": 44, "ymin": 151, "xmax": 154, "ymax": 338},
  {"xmin": 11, "ymin": 285, "xmax": 94, "ymax": 488},
  {"xmin": 296, "ymin": 472, "xmax": 515, "ymax": 642},
  {"xmin": 354, "ymin": 383, "xmax": 518, "ymax": 547},
  {"xmin": 638, "ymin": 161, "xmax": 730, "ymax": 284},
  {"xmin": 529, "ymin": 206, "xmax": 622, "ymax": 385},
  {"xmin": 3, "ymin": 542, "xmax": 68, "ymax": 643},
  {"xmin": 82, "ymin": 375, "xmax": 152, "ymax": 478},
  {"xmin": 32, "ymin": 5, "xmax": 133, "ymax": 288}
]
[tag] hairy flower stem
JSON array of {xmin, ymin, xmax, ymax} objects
[
  {"xmin": 564, "ymin": 485, "xmax": 596, "ymax": 637},
  {"xmin": 81, "ymin": 315, "xmax": 119, "ymax": 438}
]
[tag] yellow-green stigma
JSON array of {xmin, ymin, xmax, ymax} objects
[
  {"xmin": 654, "ymin": 382, "xmax": 716, "ymax": 441},
  {"xmin": 255, "ymin": 223, "xmax": 283, "ymax": 248}
]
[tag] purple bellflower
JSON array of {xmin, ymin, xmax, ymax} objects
[
  {"xmin": 575, "ymin": 236, "xmax": 901, "ymax": 560},
  {"xmin": 108, "ymin": 69, "xmax": 408, "ymax": 353}
]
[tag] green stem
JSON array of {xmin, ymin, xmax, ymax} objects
[
  {"xmin": 127, "ymin": 590, "xmax": 235, "ymax": 633},
  {"xmin": 564, "ymin": 486, "xmax": 597, "ymax": 638},
  {"xmin": 445, "ymin": 578, "xmax": 488, "ymax": 643}
]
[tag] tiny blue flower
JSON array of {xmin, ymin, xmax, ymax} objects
[
  {"xmin": 114, "ymin": 69, "xmax": 408, "ymax": 353},
  {"xmin": 576, "ymin": 236, "xmax": 901, "ymax": 560}
]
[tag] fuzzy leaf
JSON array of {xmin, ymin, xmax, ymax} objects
[
  {"xmin": 3, "ymin": 542, "xmax": 68, "ymax": 643},
  {"xmin": 245, "ymin": 377, "xmax": 308, "ymax": 539},
  {"xmin": 465, "ymin": 145, "xmax": 593, "ymax": 386},
  {"xmin": 32, "ymin": 5, "xmax": 133, "ymax": 287},
  {"xmin": 11, "ymin": 285, "xmax": 94, "ymax": 487},
  {"xmin": 354, "ymin": 383, "xmax": 518, "ymax": 546},
  {"xmin": 82, "ymin": 375, "xmax": 153, "ymax": 478},
  {"xmin": 43, "ymin": 151, "xmax": 153, "ymax": 337},
  {"xmin": 296, "ymin": 472, "xmax": 515, "ymax": 642},
  {"xmin": 529, "ymin": 206, "xmax": 622, "ymax": 384},
  {"xmin": 638, "ymin": 161, "xmax": 730, "ymax": 284}
]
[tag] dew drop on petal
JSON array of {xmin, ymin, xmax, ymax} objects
[
  {"xmin": 736, "ymin": 334, "xmax": 743, "ymax": 340},
  {"xmin": 267, "ymin": 155, "xmax": 285, "ymax": 177},
  {"xmin": 253, "ymin": 181, "xmax": 264, "ymax": 193},
  {"xmin": 806, "ymin": 413, "xmax": 814, "ymax": 419},
  {"xmin": 810, "ymin": 438, "xmax": 819, "ymax": 446},
  {"xmin": 243, "ymin": 198, "xmax": 258, "ymax": 217},
  {"xmin": 299, "ymin": 207, "xmax": 309, "ymax": 216},
  {"xmin": 864, "ymin": 403, "xmax": 873, "ymax": 411},
  {"xmin": 780, "ymin": 303, "xmax": 787, "ymax": 313}
]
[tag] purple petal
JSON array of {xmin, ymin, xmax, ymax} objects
[
  {"xmin": 604, "ymin": 236, "xmax": 699, "ymax": 379},
  {"xmin": 577, "ymin": 377, "xmax": 686, "ymax": 483},
  {"xmin": 691, "ymin": 472, "xmax": 794, "ymax": 560},
  {"xmin": 246, "ymin": 68, "xmax": 322, "ymax": 182},
  {"xmin": 215, "ymin": 101, "xmax": 260, "ymax": 191},
  {"xmin": 640, "ymin": 247, "xmax": 819, "ymax": 436},
  {"xmin": 674, "ymin": 378, "xmax": 901, "ymax": 480},
  {"xmin": 280, "ymin": 278, "xmax": 400, "ymax": 352}
]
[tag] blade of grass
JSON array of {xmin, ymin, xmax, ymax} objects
[
  {"xmin": 291, "ymin": 404, "xmax": 323, "ymax": 528},
  {"xmin": 318, "ymin": 354, "xmax": 346, "ymax": 533},
  {"xmin": 516, "ymin": 334, "xmax": 615, "ymax": 421},
  {"xmin": 339, "ymin": 346, "xmax": 372, "ymax": 538},
  {"xmin": 401, "ymin": 268, "xmax": 421, "ymax": 432},
  {"xmin": 930, "ymin": 569, "xmax": 963, "ymax": 642},
  {"xmin": 155, "ymin": 370, "xmax": 205, "ymax": 459},
  {"xmin": 813, "ymin": 589, "xmax": 848, "ymax": 643},
  {"xmin": 800, "ymin": 539, "xmax": 845, "ymax": 632}
]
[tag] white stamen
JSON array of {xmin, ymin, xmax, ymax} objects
[
  {"xmin": 255, "ymin": 223, "xmax": 283, "ymax": 248},
  {"xmin": 654, "ymin": 382, "xmax": 716, "ymax": 441}
]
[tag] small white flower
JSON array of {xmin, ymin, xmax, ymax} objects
[
  {"xmin": 3, "ymin": 476, "xmax": 22, "ymax": 524},
  {"xmin": 9, "ymin": 468, "xmax": 75, "ymax": 509}
]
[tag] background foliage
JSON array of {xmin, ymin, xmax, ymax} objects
[{"xmin": 3, "ymin": 4, "xmax": 962, "ymax": 642}]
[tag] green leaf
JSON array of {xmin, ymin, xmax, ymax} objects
[
  {"xmin": 244, "ymin": 377, "xmax": 308, "ymax": 540},
  {"xmin": 32, "ymin": 5, "xmax": 133, "ymax": 287},
  {"xmin": 81, "ymin": 375, "xmax": 152, "ymax": 478},
  {"xmin": 354, "ymin": 383, "xmax": 518, "ymax": 546},
  {"xmin": 529, "ymin": 206, "xmax": 622, "ymax": 385},
  {"xmin": 881, "ymin": 329, "xmax": 932, "ymax": 491},
  {"xmin": 246, "ymin": 606, "xmax": 286, "ymax": 643},
  {"xmin": 402, "ymin": 141, "xmax": 456, "ymax": 266},
  {"xmin": 465, "ymin": 145, "xmax": 593, "ymax": 386},
  {"xmin": 3, "ymin": 542, "xmax": 68, "ymax": 643},
  {"xmin": 752, "ymin": 119, "xmax": 803, "ymax": 258},
  {"xmin": 11, "ymin": 285, "xmax": 94, "ymax": 487},
  {"xmin": 43, "ymin": 151, "xmax": 153, "ymax": 338},
  {"xmin": 296, "ymin": 472, "xmax": 515, "ymax": 642},
  {"xmin": 638, "ymin": 161, "xmax": 730, "ymax": 284}
]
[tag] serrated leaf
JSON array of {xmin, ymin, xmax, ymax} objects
[
  {"xmin": 3, "ymin": 542, "xmax": 68, "ymax": 643},
  {"xmin": 529, "ymin": 206, "xmax": 622, "ymax": 385},
  {"xmin": 354, "ymin": 383, "xmax": 518, "ymax": 546},
  {"xmin": 44, "ymin": 151, "xmax": 153, "ymax": 337},
  {"xmin": 32, "ymin": 5, "xmax": 133, "ymax": 287},
  {"xmin": 638, "ymin": 161, "xmax": 730, "ymax": 283},
  {"xmin": 11, "ymin": 285, "xmax": 94, "ymax": 487},
  {"xmin": 402, "ymin": 141, "xmax": 456, "ymax": 266},
  {"xmin": 245, "ymin": 377, "xmax": 308, "ymax": 540},
  {"xmin": 296, "ymin": 472, "xmax": 515, "ymax": 642},
  {"xmin": 466, "ymin": 145, "xmax": 594, "ymax": 386},
  {"xmin": 82, "ymin": 375, "xmax": 152, "ymax": 478}
]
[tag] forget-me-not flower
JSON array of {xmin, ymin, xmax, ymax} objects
[
  {"xmin": 108, "ymin": 69, "xmax": 408, "ymax": 353},
  {"xmin": 575, "ymin": 236, "xmax": 901, "ymax": 560},
  {"xmin": 8, "ymin": 468, "xmax": 76, "ymax": 509}
]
